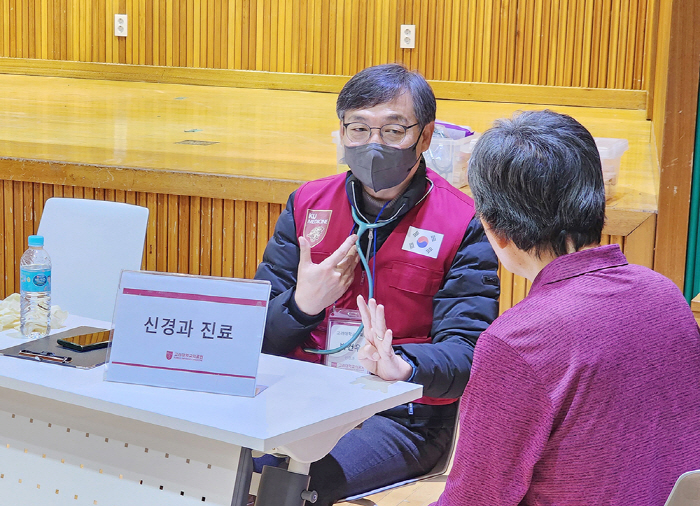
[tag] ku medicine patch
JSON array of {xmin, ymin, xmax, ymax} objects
[
  {"xmin": 304, "ymin": 210, "xmax": 332, "ymax": 247},
  {"xmin": 402, "ymin": 226, "xmax": 444, "ymax": 259}
]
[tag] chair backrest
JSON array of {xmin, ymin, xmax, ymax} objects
[
  {"xmin": 37, "ymin": 198, "xmax": 149, "ymax": 322},
  {"xmin": 665, "ymin": 470, "xmax": 700, "ymax": 506}
]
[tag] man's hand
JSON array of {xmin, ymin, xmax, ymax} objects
[
  {"xmin": 294, "ymin": 234, "xmax": 359, "ymax": 316},
  {"xmin": 357, "ymin": 295, "xmax": 413, "ymax": 381}
]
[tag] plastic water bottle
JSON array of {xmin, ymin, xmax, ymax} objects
[{"xmin": 20, "ymin": 235, "xmax": 52, "ymax": 339}]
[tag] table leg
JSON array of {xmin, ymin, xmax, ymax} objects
[
  {"xmin": 287, "ymin": 459, "xmax": 311, "ymax": 475},
  {"xmin": 231, "ymin": 447, "xmax": 254, "ymax": 506}
]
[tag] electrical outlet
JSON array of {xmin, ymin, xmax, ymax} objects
[
  {"xmin": 115, "ymin": 14, "xmax": 128, "ymax": 37},
  {"xmin": 400, "ymin": 24, "xmax": 415, "ymax": 49}
]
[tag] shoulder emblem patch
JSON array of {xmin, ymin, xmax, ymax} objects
[{"xmin": 303, "ymin": 210, "xmax": 332, "ymax": 247}]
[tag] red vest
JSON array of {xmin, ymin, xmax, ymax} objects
[{"xmin": 292, "ymin": 169, "xmax": 476, "ymax": 405}]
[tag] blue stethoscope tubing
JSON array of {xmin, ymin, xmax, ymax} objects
[
  {"xmin": 303, "ymin": 178, "xmax": 434, "ymax": 356},
  {"xmin": 303, "ymin": 206, "xmax": 389, "ymax": 355}
]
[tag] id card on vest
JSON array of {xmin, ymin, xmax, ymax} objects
[{"xmin": 324, "ymin": 308, "xmax": 368, "ymax": 374}]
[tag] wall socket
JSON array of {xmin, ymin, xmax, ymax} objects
[
  {"xmin": 400, "ymin": 24, "xmax": 416, "ymax": 49},
  {"xmin": 115, "ymin": 14, "xmax": 128, "ymax": 37}
]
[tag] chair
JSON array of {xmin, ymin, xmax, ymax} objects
[
  {"xmin": 665, "ymin": 470, "xmax": 700, "ymax": 506},
  {"xmin": 339, "ymin": 410, "xmax": 459, "ymax": 506},
  {"xmin": 36, "ymin": 198, "xmax": 149, "ymax": 322}
]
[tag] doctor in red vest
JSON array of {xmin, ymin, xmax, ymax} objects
[{"xmin": 255, "ymin": 63, "xmax": 499, "ymax": 505}]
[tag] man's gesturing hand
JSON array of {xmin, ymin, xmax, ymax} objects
[
  {"xmin": 357, "ymin": 295, "xmax": 413, "ymax": 381},
  {"xmin": 294, "ymin": 234, "xmax": 359, "ymax": 316}
]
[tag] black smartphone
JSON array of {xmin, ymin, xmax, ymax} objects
[{"xmin": 57, "ymin": 330, "xmax": 112, "ymax": 352}]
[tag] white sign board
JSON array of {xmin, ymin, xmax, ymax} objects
[{"xmin": 104, "ymin": 271, "xmax": 271, "ymax": 397}]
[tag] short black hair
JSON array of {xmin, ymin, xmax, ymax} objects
[
  {"xmin": 336, "ymin": 64, "xmax": 436, "ymax": 128},
  {"xmin": 468, "ymin": 109, "xmax": 605, "ymax": 258}
]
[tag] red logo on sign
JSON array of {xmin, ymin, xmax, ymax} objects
[
  {"xmin": 303, "ymin": 210, "xmax": 332, "ymax": 247},
  {"xmin": 166, "ymin": 351, "xmax": 173, "ymax": 360}
]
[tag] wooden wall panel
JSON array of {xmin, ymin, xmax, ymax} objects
[
  {"xmin": 0, "ymin": 179, "xmax": 655, "ymax": 315},
  {"xmin": 0, "ymin": 179, "xmax": 281, "ymax": 301},
  {"xmin": 650, "ymin": 0, "xmax": 700, "ymax": 289},
  {"xmin": 0, "ymin": 0, "xmax": 652, "ymax": 90}
]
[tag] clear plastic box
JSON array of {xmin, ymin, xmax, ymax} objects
[
  {"xmin": 456, "ymin": 136, "xmax": 628, "ymax": 196},
  {"xmin": 423, "ymin": 125, "xmax": 477, "ymax": 188},
  {"xmin": 331, "ymin": 130, "xmax": 346, "ymax": 172},
  {"xmin": 594, "ymin": 137, "xmax": 629, "ymax": 200}
]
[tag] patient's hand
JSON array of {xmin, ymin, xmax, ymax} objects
[{"xmin": 356, "ymin": 295, "xmax": 412, "ymax": 382}]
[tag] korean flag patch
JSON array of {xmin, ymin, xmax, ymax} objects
[{"xmin": 402, "ymin": 226, "xmax": 444, "ymax": 259}]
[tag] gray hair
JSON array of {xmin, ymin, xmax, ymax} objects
[
  {"xmin": 468, "ymin": 110, "xmax": 605, "ymax": 258},
  {"xmin": 336, "ymin": 64, "xmax": 436, "ymax": 128}
]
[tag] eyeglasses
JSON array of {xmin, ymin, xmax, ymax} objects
[{"xmin": 343, "ymin": 122, "xmax": 419, "ymax": 146}]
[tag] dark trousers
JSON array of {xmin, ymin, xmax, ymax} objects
[{"xmin": 307, "ymin": 402, "xmax": 457, "ymax": 506}]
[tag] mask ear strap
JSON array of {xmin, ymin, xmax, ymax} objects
[
  {"xmin": 402, "ymin": 125, "xmax": 427, "ymax": 171},
  {"xmin": 411, "ymin": 125, "xmax": 426, "ymax": 149}
]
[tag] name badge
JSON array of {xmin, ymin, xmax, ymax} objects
[{"xmin": 324, "ymin": 308, "xmax": 367, "ymax": 374}]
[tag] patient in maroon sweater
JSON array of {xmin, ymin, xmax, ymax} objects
[{"xmin": 427, "ymin": 110, "xmax": 700, "ymax": 506}]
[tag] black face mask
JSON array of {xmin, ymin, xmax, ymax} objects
[{"xmin": 343, "ymin": 134, "xmax": 422, "ymax": 192}]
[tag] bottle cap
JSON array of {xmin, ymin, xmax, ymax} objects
[{"xmin": 28, "ymin": 235, "xmax": 44, "ymax": 247}]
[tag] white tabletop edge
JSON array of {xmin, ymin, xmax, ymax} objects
[{"xmin": 0, "ymin": 316, "xmax": 424, "ymax": 452}]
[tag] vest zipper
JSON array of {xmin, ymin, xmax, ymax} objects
[{"xmin": 365, "ymin": 229, "xmax": 373, "ymax": 261}]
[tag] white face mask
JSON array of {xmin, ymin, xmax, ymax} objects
[{"xmin": 343, "ymin": 138, "xmax": 421, "ymax": 192}]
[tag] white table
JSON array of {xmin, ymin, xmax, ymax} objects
[{"xmin": 0, "ymin": 315, "xmax": 422, "ymax": 506}]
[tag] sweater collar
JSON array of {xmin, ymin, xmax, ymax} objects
[{"xmin": 530, "ymin": 244, "xmax": 629, "ymax": 293}]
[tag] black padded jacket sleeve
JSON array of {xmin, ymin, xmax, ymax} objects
[
  {"xmin": 254, "ymin": 192, "xmax": 324, "ymax": 356},
  {"xmin": 395, "ymin": 217, "xmax": 500, "ymax": 399}
]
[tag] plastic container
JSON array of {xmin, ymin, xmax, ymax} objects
[
  {"xmin": 20, "ymin": 235, "xmax": 52, "ymax": 339},
  {"xmin": 331, "ymin": 130, "xmax": 347, "ymax": 173},
  {"xmin": 595, "ymin": 137, "xmax": 629, "ymax": 200},
  {"xmin": 447, "ymin": 133, "xmax": 481, "ymax": 188},
  {"xmin": 423, "ymin": 123, "xmax": 475, "ymax": 187},
  {"xmin": 457, "ymin": 136, "xmax": 629, "ymax": 197}
]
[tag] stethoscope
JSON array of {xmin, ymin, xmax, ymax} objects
[{"xmin": 304, "ymin": 179, "xmax": 434, "ymax": 355}]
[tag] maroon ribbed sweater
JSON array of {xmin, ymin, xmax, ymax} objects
[{"xmin": 433, "ymin": 245, "xmax": 700, "ymax": 506}]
